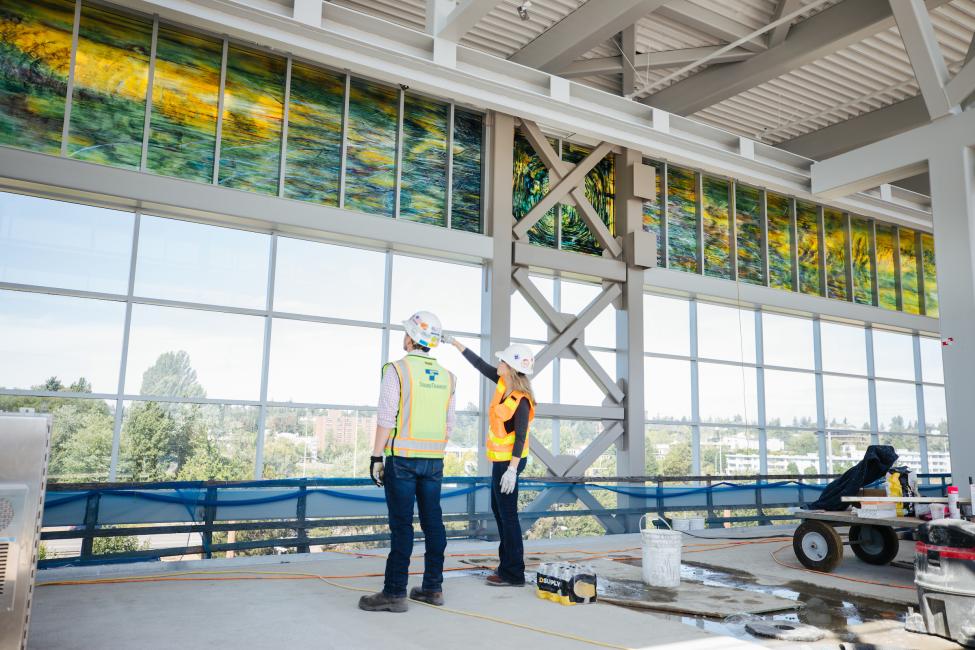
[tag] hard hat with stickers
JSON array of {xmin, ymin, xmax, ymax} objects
[{"xmin": 403, "ymin": 311, "xmax": 442, "ymax": 348}]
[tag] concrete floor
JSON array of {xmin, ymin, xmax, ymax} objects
[{"xmin": 29, "ymin": 527, "xmax": 963, "ymax": 650}]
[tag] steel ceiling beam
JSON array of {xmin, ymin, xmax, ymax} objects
[
  {"xmin": 643, "ymin": 0, "xmax": 949, "ymax": 115},
  {"xmin": 655, "ymin": 0, "xmax": 766, "ymax": 53},
  {"xmin": 428, "ymin": 0, "xmax": 498, "ymax": 40},
  {"xmin": 766, "ymin": 0, "xmax": 802, "ymax": 47},
  {"xmin": 778, "ymin": 95, "xmax": 930, "ymax": 161},
  {"xmin": 561, "ymin": 46, "xmax": 752, "ymax": 78},
  {"xmin": 508, "ymin": 0, "xmax": 667, "ymax": 73},
  {"xmin": 889, "ymin": 0, "xmax": 953, "ymax": 118}
]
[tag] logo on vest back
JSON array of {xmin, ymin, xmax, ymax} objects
[{"xmin": 424, "ymin": 368, "xmax": 440, "ymax": 382}]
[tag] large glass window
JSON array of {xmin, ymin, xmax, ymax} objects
[
  {"xmin": 763, "ymin": 369, "xmax": 816, "ymax": 427},
  {"xmin": 125, "ymin": 304, "xmax": 264, "ymax": 399},
  {"xmin": 389, "ymin": 255, "xmax": 482, "ymax": 334},
  {"xmin": 822, "ymin": 376, "xmax": 870, "ymax": 430},
  {"xmin": 697, "ymin": 363, "xmax": 758, "ymax": 425},
  {"xmin": 273, "ymin": 237, "xmax": 385, "ymax": 321},
  {"xmin": 875, "ymin": 380, "xmax": 918, "ymax": 432},
  {"xmin": 767, "ymin": 429, "xmax": 820, "ymax": 475},
  {"xmin": 561, "ymin": 143, "xmax": 615, "ymax": 255},
  {"xmin": 696, "ymin": 302, "xmax": 755, "ymax": 363},
  {"xmin": 135, "ymin": 216, "xmax": 269, "ymax": 308},
  {"xmin": 701, "ymin": 426, "xmax": 759, "ymax": 475},
  {"xmin": 762, "ymin": 313, "xmax": 813, "ymax": 369},
  {"xmin": 872, "ymin": 329, "xmax": 914, "ymax": 380},
  {"xmin": 0, "ymin": 193, "xmax": 133, "ymax": 294},
  {"xmin": 875, "ymin": 224, "xmax": 898, "ymax": 311},
  {"xmin": 561, "ymin": 279, "xmax": 616, "ymax": 349},
  {"xmin": 0, "ymin": 290, "xmax": 125, "ymax": 392},
  {"xmin": 642, "ymin": 159, "xmax": 665, "ymax": 266},
  {"xmin": 510, "ymin": 274, "xmax": 554, "ymax": 342},
  {"xmin": 269, "ymin": 319, "xmax": 381, "ymax": 406},
  {"xmin": 646, "ymin": 424, "xmax": 692, "ymax": 475},
  {"xmin": 645, "ymin": 357, "xmax": 691, "ymax": 422},
  {"xmin": 900, "ymin": 228, "xmax": 921, "ymax": 315},
  {"xmin": 921, "ymin": 233, "xmax": 938, "ymax": 317},
  {"xmin": 823, "ymin": 210, "xmax": 848, "ymax": 301},
  {"xmin": 512, "ymin": 132, "xmax": 555, "ymax": 248},
  {"xmin": 919, "ymin": 336, "xmax": 944, "ymax": 384},
  {"xmin": 644, "ymin": 294, "xmax": 689, "ymax": 356},
  {"xmin": 263, "ymin": 406, "xmax": 374, "ymax": 479},
  {"xmin": 923, "ymin": 385, "xmax": 947, "ymax": 434},
  {"xmin": 561, "ymin": 356, "xmax": 615, "ymax": 407},
  {"xmin": 451, "ymin": 109, "xmax": 483, "ymax": 233},
  {"xmin": 851, "ymin": 217, "xmax": 875, "ymax": 306},
  {"xmin": 820, "ymin": 322, "xmax": 867, "ymax": 375}
]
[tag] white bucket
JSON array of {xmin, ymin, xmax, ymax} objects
[
  {"xmin": 688, "ymin": 517, "xmax": 706, "ymax": 530},
  {"xmin": 672, "ymin": 518, "xmax": 691, "ymax": 531},
  {"xmin": 639, "ymin": 515, "xmax": 682, "ymax": 588}
]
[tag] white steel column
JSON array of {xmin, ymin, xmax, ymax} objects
[
  {"xmin": 928, "ymin": 146, "xmax": 975, "ymax": 487},
  {"xmin": 485, "ymin": 112, "xmax": 514, "ymax": 475}
]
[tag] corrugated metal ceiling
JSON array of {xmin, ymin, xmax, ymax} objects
[{"xmin": 330, "ymin": 0, "xmax": 975, "ymax": 151}]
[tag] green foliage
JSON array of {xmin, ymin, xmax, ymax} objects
[
  {"xmin": 140, "ymin": 350, "xmax": 206, "ymax": 398},
  {"xmin": 92, "ymin": 535, "xmax": 149, "ymax": 555},
  {"xmin": 660, "ymin": 442, "xmax": 692, "ymax": 477}
]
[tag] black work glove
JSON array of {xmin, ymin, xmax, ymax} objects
[{"xmin": 370, "ymin": 456, "xmax": 385, "ymax": 487}]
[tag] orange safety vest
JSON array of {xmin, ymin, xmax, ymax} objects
[{"xmin": 486, "ymin": 378, "xmax": 534, "ymax": 462}]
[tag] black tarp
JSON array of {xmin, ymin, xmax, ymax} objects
[{"xmin": 806, "ymin": 445, "xmax": 899, "ymax": 511}]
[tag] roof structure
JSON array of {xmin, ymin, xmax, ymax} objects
[{"xmin": 332, "ymin": 0, "xmax": 975, "ymax": 192}]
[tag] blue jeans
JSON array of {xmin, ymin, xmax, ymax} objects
[
  {"xmin": 382, "ymin": 456, "xmax": 447, "ymax": 597},
  {"xmin": 491, "ymin": 458, "xmax": 527, "ymax": 584}
]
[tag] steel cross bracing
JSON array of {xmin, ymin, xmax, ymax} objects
[{"xmin": 489, "ymin": 113, "xmax": 656, "ymax": 533}]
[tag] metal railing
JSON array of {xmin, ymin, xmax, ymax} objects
[{"xmin": 39, "ymin": 473, "xmax": 951, "ymax": 567}]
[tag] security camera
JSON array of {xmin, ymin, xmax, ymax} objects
[{"xmin": 517, "ymin": 1, "xmax": 532, "ymax": 21}]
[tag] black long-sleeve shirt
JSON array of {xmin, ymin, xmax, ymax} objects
[{"xmin": 462, "ymin": 348, "xmax": 530, "ymax": 460}]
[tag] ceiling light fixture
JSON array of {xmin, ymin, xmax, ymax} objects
[{"xmin": 517, "ymin": 1, "xmax": 532, "ymax": 21}]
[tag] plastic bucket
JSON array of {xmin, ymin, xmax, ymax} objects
[
  {"xmin": 688, "ymin": 517, "xmax": 706, "ymax": 530},
  {"xmin": 672, "ymin": 518, "xmax": 691, "ymax": 531},
  {"xmin": 639, "ymin": 515, "xmax": 682, "ymax": 588}
]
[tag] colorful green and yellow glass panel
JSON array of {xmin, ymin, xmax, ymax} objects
[
  {"xmin": 702, "ymin": 176, "xmax": 730, "ymax": 279},
  {"xmin": 667, "ymin": 165, "xmax": 698, "ymax": 272},
  {"xmin": 641, "ymin": 159, "xmax": 664, "ymax": 266},
  {"xmin": 921, "ymin": 232, "xmax": 938, "ymax": 318},
  {"xmin": 0, "ymin": 0, "xmax": 74, "ymax": 154},
  {"xmin": 512, "ymin": 131, "xmax": 555, "ymax": 248},
  {"xmin": 766, "ymin": 193, "xmax": 794, "ymax": 291},
  {"xmin": 217, "ymin": 45, "xmax": 285, "ymax": 195},
  {"xmin": 735, "ymin": 183, "xmax": 764, "ymax": 285},
  {"xmin": 851, "ymin": 216, "xmax": 874, "ymax": 306},
  {"xmin": 561, "ymin": 142, "xmax": 614, "ymax": 255},
  {"xmin": 795, "ymin": 200, "xmax": 821, "ymax": 296},
  {"xmin": 146, "ymin": 25, "xmax": 222, "ymax": 183},
  {"xmin": 283, "ymin": 63, "xmax": 344, "ymax": 205},
  {"xmin": 824, "ymin": 209, "xmax": 848, "ymax": 301},
  {"xmin": 451, "ymin": 109, "xmax": 483, "ymax": 233},
  {"xmin": 875, "ymin": 223, "xmax": 898, "ymax": 311},
  {"xmin": 68, "ymin": 3, "xmax": 152, "ymax": 169},
  {"xmin": 344, "ymin": 78, "xmax": 398, "ymax": 217},
  {"xmin": 899, "ymin": 228, "xmax": 921, "ymax": 315},
  {"xmin": 399, "ymin": 93, "xmax": 448, "ymax": 226}
]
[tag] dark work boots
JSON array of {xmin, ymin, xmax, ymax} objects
[
  {"xmin": 409, "ymin": 587, "xmax": 445, "ymax": 606},
  {"xmin": 358, "ymin": 591, "xmax": 408, "ymax": 613}
]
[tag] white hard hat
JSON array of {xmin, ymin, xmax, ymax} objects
[
  {"xmin": 403, "ymin": 311, "xmax": 442, "ymax": 348},
  {"xmin": 495, "ymin": 343, "xmax": 535, "ymax": 376}
]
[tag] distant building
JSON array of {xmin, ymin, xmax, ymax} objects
[{"xmin": 314, "ymin": 410, "xmax": 377, "ymax": 449}]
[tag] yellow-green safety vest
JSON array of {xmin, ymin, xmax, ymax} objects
[{"xmin": 384, "ymin": 354, "xmax": 455, "ymax": 459}]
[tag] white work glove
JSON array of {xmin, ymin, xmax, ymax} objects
[
  {"xmin": 499, "ymin": 467, "xmax": 518, "ymax": 494},
  {"xmin": 370, "ymin": 456, "xmax": 385, "ymax": 487},
  {"xmin": 441, "ymin": 333, "xmax": 454, "ymax": 346}
]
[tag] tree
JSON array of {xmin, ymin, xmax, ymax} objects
[
  {"xmin": 140, "ymin": 350, "xmax": 206, "ymax": 399},
  {"xmin": 177, "ymin": 438, "xmax": 251, "ymax": 481},
  {"xmin": 42, "ymin": 376, "xmax": 64, "ymax": 392},
  {"xmin": 660, "ymin": 442, "xmax": 692, "ymax": 477},
  {"xmin": 786, "ymin": 461, "xmax": 800, "ymax": 475},
  {"xmin": 121, "ymin": 401, "xmax": 177, "ymax": 481}
]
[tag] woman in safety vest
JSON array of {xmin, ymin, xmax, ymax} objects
[{"xmin": 449, "ymin": 338, "xmax": 535, "ymax": 587}]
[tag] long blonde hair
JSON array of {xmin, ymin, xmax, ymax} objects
[{"xmin": 504, "ymin": 371, "xmax": 536, "ymax": 406}]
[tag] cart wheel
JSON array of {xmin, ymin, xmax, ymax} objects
[
  {"xmin": 793, "ymin": 520, "xmax": 843, "ymax": 572},
  {"xmin": 849, "ymin": 524, "xmax": 900, "ymax": 565}
]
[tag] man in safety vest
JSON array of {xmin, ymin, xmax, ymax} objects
[{"xmin": 359, "ymin": 311, "xmax": 457, "ymax": 613}]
